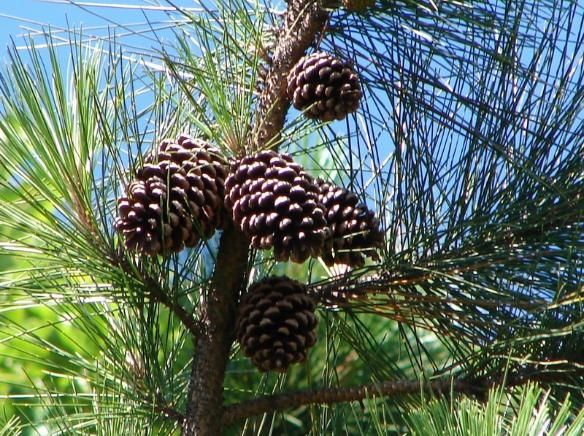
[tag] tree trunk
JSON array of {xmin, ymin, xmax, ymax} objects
[
  {"xmin": 182, "ymin": 224, "xmax": 249, "ymax": 435},
  {"xmin": 182, "ymin": 2, "xmax": 328, "ymax": 433}
]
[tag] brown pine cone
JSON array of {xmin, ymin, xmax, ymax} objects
[
  {"xmin": 115, "ymin": 135, "xmax": 227, "ymax": 255},
  {"xmin": 224, "ymin": 150, "xmax": 331, "ymax": 263},
  {"xmin": 236, "ymin": 276, "xmax": 318, "ymax": 372},
  {"xmin": 287, "ymin": 52, "xmax": 362, "ymax": 122},
  {"xmin": 318, "ymin": 179, "xmax": 384, "ymax": 267}
]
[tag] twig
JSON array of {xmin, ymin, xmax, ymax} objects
[
  {"xmin": 146, "ymin": 276, "xmax": 202, "ymax": 337},
  {"xmin": 109, "ymin": 250, "xmax": 202, "ymax": 337},
  {"xmin": 222, "ymin": 378, "xmax": 471, "ymax": 426},
  {"xmin": 155, "ymin": 400, "xmax": 185, "ymax": 424}
]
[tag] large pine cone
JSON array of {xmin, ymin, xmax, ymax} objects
[
  {"xmin": 236, "ymin": 276, "xmax": 318, "ymax": 372},
  {"xmin": 287, "ymin": 52, "xmax": 362, "ymax": 122},
  {"xmin": 318, "ymin": 179, "xmax": 384, "ymax": 267},
  {"xmin": 115, "ymin": 135, "xmax": 227, "ymax": 255},
  {"xmin": 225, "ymin": 150, "xmax": 331, "ymax": 263}
]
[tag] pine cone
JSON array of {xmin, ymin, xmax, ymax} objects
[
  {"xmin": 225, "ymin": 150, "xmax": 331, "ymax": 263},
  {"xmin": 115, "ymin": 135, "xmax": 227, "ymax": 255},
  {"xmin": 236, "ymin": 276, "xmax": 318, "ymax": 372},
  {"xmin": 286, "ymin": 52, "xmax": 362, "ymax": 122},
  {"xmin": 343, "ymin": 0, "xmax": 375, "ymax": 12},
  {"xmin": 318, "ymin": 179, "xmax": 384, "ymax": 267}
]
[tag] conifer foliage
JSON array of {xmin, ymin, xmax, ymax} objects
[{"xmin": 0, "ymin": 0, "xmax": 582, "ymax": 435}]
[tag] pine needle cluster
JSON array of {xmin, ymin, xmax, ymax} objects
[{"xmin": 0, "ymin": 0, "xmax": 581, "ymax": 434}]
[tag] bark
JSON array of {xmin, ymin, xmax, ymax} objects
[
  {"xmin": 182, "ymin": 223, "xmax": 249, "ymax": 435},
  {"xmin": 220, "ymin": 369, "xmax": 584, "ymax": 427}
]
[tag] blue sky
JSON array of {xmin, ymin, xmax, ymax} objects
[
  {"xmin": 1, "ymin": 1, "xmax": 105, "ymax": 48},
  {"xmin": 0, "ymin": 1, "xmax": 193, "ymax": 53}
]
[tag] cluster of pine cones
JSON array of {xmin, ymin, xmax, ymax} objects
[
  {"xmin": 116, "ymin": 143, "xmax": 383, "ymax": 268},
  {"xmin": 115, "ymin": 52, "xmax": 381, "ymax": 267},
  {"xmin": 224, "ymin": 150, "xmax": 383, "ymax": 267},
  {"xmin": 114, "ymin": 51, "xmax": 382, "ymax": 372}
]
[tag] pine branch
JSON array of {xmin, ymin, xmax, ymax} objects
[
  {"xmin": 182, "ymin": 2, "xmax": 330, "ymax": 434},
  {"xmin": 109, "ymin": 251, "xmax": 202, "ymax": 337},
  {"xmin": 221, "ymin": 369, "xmax": 584, "ymax": 427},
  {"xmin": 145, "ymin": 276, "xmax": 201, "ymax": 337},
  {"xmin": 251, "ymin": 0, "xmax": 328, "ymax": 150},
  {"xmin": 222, "ymin": 377, "xmax": 471, "ymax": 426},
  {"xmin": 154, "ymin": 397, "xmax": 185, "ymax": 425},
  {"xmin": 182, "ymin": 223, "xmax": 249, "ymax": 435}
]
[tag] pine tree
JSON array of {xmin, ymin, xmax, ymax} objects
[{"xmin": 0, "ymin": 0, "xmax": 582, "ymax": 434}]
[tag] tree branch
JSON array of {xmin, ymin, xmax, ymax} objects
[
  {"xmin": 146, "ymin": 276, "xmax": 202, "ymax": 337},
  {"xmin": 107, "ymin": 249, "xmax": 202, "ymax": 337},
  {"xmin": 154, "ymin": 395, "xmax": 185, "ymax": 425},
  {"xmin": 222, "ymin": 378, "xmax": 471, "ymax": 426},
  {"xmin": 221, "ymin": 370, "xmax": 583, "ymax": 426},
  {"xmin": 182, "ymin": 223, "xmax": 250, "ymax": 435},
  {"xmin": 182, "ymin": 2, "xmax": 330, "ymax": 434}
]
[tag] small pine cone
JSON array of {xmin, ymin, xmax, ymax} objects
[
  {"xmin": 286, "ymin": 52, "xmax": 362, "ymax": 122},
  {"xmin": 318, "ymin": 179, "xmax": 384, "ymax": 267},
  {"xmin": 225, "ymin": 150, "xmax": 331, "ymax": 263},
  {"xmin": 237, "ymin": 276, "xmax": 318, "ymax": 372},
  {"xmin": 115, "ymin": 135, "xmax": 227, "ymax": 255},
  {"xmin": 343, "ymin": 0, "xmax": 375, "ymax": 12}
]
